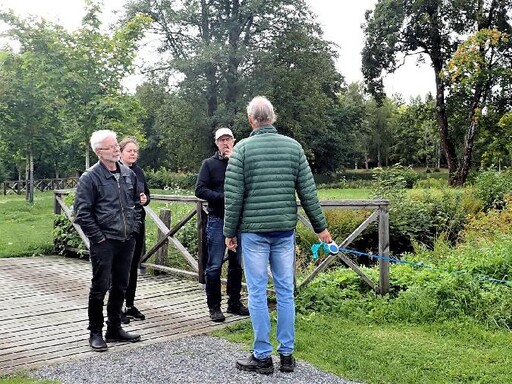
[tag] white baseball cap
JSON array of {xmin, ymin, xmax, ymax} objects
[{"xmin": 215, "ymin": 128, "xmax": 234, "ymax": 141}]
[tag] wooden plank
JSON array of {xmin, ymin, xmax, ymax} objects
[
  {"xmin": 378, "ymin": 205, "xmax": 390, "ymax": 294},
  {"xmin": 0, "ymin": 256, "xmax": 247, "ymax": 375}
]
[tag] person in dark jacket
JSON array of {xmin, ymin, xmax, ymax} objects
[
  {"xmin": 195, "ymin": 128, "xmax": 249, "ymax": 322},
  {"xmin": 224, "ymin": 96, "xmax": 332, "ymax": 374},
  {"xmin": 74, "ymin": 130, "xmax": 142, "ymax": 352},
  {"xmin": 119, "ymin": 137, "xmax": 151, "ymax": 323}
]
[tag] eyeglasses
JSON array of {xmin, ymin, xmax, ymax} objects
[{"xmin": 98, "ymin": 144, "xmax": 120, "ymax": 151}]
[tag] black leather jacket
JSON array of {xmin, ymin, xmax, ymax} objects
[{"xmin": 74, "ymin": 161, "xmax": 142, "ymax": 244}]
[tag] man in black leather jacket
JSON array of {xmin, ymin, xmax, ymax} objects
[{"xmin": 74, "ymin": 129, "xmax": 142, "ymax": 352}]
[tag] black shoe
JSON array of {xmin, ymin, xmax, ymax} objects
[
  {"xmin": 279, "ymin": 354, "xmax": 296, "ymax": 372},
  {"xmin": 105, "ymin": 326, "xmax": 141, "ymax": 343},
  {"xmin": 236, "ymin": 353, "xmax": 274, "ymax": 375},
  {"xmin": 209, "ymin": 307, "xmax": 226, "ymax": 322},
  {"xmin": 89, "ymin": 332, "xmax": 108, "ymax": 352},
  {"xmin": 120, "ymin": 311, "xmax": 130, "ymax": 325},
  {"xmin": 124, "ymin": 306, "xmax": 145, "ymax": 320},
  {"xmin": 227, "ymin": 302, "xmax": 249, "ymax": 316}
]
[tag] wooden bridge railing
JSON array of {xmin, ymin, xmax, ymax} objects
[{"xmin": 54, "ymin": 190, "xmax": 390, "ymax": 294}]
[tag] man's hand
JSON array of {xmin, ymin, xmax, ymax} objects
[
  {"xmin": 225, "ymin": 237, "xmax": 237, "ymax": 252},
  {"xmin": 317, "ymin": 229, "xmax": 332, "ymax": 244},
  {"xmin": 223, "ymin": 148, "xmax": 233, "ymax": 158}
]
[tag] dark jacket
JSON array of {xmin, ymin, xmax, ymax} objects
[
  {"xmin": 126, "ymin": 162, "xmax": 150, "ymax": 220},
  {"xmin": 223, "ymin": 126, "xmax": 327, "ymax": 237},
  {"xmin": 74, "ymin": 161, "xmax": 142, "ymax": 244},
  {"xmin": 195, "ymin": 151, "xmax": 228, "ymax": 218}
]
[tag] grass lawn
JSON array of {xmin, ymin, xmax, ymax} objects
[
  {"xmin": 0, "ymin": 378, "xmax": 55, "ymax": 384},
  {"xmin": 217, "ymin": 314, "xmax": 512, "ymax": 384},
  {"xmin": 318, "ymin": 188, "xmax": 372, "ymax": 200},
  {"xmin": 0, "ymin": 192, "xmax": 54, "ymax": 257}
]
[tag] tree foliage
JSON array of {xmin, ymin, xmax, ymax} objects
[
  {"xmin": 0, "ymin": 0, "xmax": 150, "ymax": 186},
  {"xmin": 362, "ymin": 0, "xmax": 512, "ymax": 185},
  {"xmin": 126, "ymin": 0, "xmax": 344, "ymax": 172}
]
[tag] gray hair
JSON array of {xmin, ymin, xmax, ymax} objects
[
  {"xmin": 90, "ymin": 130, "xmax": 117, "ymax": 151},
  {"xmin": 246, "ymin": 96, "xmax": 276, "ymax": 125}
]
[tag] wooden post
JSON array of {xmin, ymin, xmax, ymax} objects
[
  {"xmin": 196, "ymin": 201, "xmax": 207, "ymax": 285},
  {"xmin": 155, "ymin": 209, "xmax": 171, "ymax": 271},
  {"xmin": 54, "ymin": 192, "xmax": 62, "ymax": 215},
  {"xmin": 378, "ymin": 203, "xmax": 390, "ymax": 295}
]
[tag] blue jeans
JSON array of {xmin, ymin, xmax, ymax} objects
[
  {"xmin": 205, "ymin": 215, "xmax": 242, "ymax": 309},
  {"xmin": 241, "ymin": 232, "xmax": 295, "ymax": 359}
]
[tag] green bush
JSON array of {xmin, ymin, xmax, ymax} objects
[
  {"xmin": 52, "ymin": 192, "xmax": 88, "ymax": 257},
  {"xmin": 371, "ymin": 167, "xmax": 474, "ymax": 251},
  {"xmin": 373, "ymin": 164, "xmax": 420, "ymax": 191},
  {"xmin": 473, "ymin": 168, "xmax": 512, "ymax": 211},
  {"xmin": 414, "ymin": 177, "xmax": 448, "ymax": 189},
  {"xmin": 145, "ymin": 167, "xmax": 197, "ymax": 191},
  {"xmin": 296, "ymin": 236, "xmax": 512, "ymax": 330},
  {"xmin": 53, "ymin": 213, "xmax": 88, "ymax": 257}
]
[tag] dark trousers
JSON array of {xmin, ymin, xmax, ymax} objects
[
  {"xmin": 88, "ymin": 238, "xmax": 135, "ymax": 332},
  {"xmin": 125, "ymin": 223, "xmax": 145, "ymax": 307},
  {"xmin": 205, "ymin": 215, "xmax": 243, "ymax": 309}
]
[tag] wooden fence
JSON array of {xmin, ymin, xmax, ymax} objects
[
  {"xmin": 2, "ymin": 178, "xmax": 78, "ymax": 195},
  {"xmin": 54, "ymin": 190, "xmax": 390, "ymax": 294}
]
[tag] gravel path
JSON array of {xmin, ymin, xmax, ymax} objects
[{"xmin": 30, "ymin": 335, "xmax": 360, "ymax": 384}]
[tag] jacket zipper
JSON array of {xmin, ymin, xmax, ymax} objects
[{"xmin": 117, "ymin": 176, "xmax": 128, "ymax": 239}]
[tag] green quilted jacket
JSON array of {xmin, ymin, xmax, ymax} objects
[{"xmin": 223, "ymin": 125, "xmax": 327, "ymax": 237}]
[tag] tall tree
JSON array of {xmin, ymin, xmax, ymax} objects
[
  {"xmin": 0, "ymin": 1, "xmax": 150, "ymax": 185},
  {"xmin": 444, "ymin": 28, "xmax": 512, "ymax": 178},
  {"xmin": 125, "ymin": 0, "xmax": 342, "ymax": 167},
  {"xmin": 0, "ymin": 17, "xmax": 67, "ymax": 202},
  {"xmin": 362, "ymin": 0, "xmax": 512, "ymax": 185},
  {"xmin": 63, "ymin": 2, "xmax": 150, "ymax": 169},
  {"xmin": 334, "ymin": 82, "xmax": 370, "ymax": 169}
]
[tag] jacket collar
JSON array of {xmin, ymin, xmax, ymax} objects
[
  {"xmin": 96, "ymin": 160, "xmax": 122, "ymax": 179},
  {"xmin": 214, "ymin": 151, "xmax": 229, "ymax": 161},
  {"xmin": 250, "ymin": 125, "xmax": 277, "ymax": 137}
]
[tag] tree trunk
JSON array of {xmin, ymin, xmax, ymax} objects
[
  {"xmin": 85, "ymin": 145, "xmax": 90, "ymax": 170},
  {"xmin": 225, "ymin": 0, "xmax": 243, "ymax": 127},
  {"xmin": 455, "ymin": 84, "xmax": 485, "ymax": 186},
  {"xmin": 433, "ymin": 66, "xmax": 458, "ymax": 185},
  {"xmin": 25, "ymin": 147, "xmax": 34, "ymax": 203},
  {"xmin": 25, "ymin": 155, "xmax": 29, "ymax": 202},
  {"xmin": 29, "ymin": 149, "xmax": 34, "ymax": 203},
  {"xmin": 201, "ymin": 0, "xmax": 218, "ymax": 133}
]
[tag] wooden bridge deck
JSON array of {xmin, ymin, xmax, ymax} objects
[{"xmin": 0, "ymin": 256, "xmax": 245, "ymax": 375}]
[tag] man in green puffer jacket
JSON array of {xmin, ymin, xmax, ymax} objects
[{"xmin": 224, "ymin": 96, "xmax": 332, "ymax": 375}]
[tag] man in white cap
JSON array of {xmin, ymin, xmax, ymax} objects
[{"xmin": 195, "ymin": 128, "xmax": 249, "ymax": 322}]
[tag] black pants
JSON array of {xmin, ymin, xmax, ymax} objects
[
  {"xmin": 88, "ymin": 238, "xmax": 135, "ymax": 332},
  {"xmin": 125, "ymin": 223, "xmax": 145, "ymax": 307}
]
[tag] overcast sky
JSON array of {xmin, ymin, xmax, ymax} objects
[{"xmin": 1, "ymin": 0, "xmax": 435, "ymax": 100}]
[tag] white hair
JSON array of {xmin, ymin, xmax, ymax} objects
[{"xmin": 90, "ymin": 130, "xmax": 117, "ymax": 151}]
